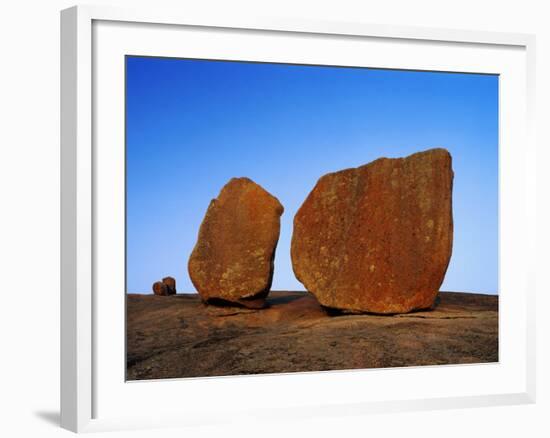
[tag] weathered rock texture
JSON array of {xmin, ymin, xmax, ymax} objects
[
  {"xmin": 291, "ymin": 148, "xmax": 454, "ymax": 314},
  {"xmin": 188, "ymin": 177, "xmax": 284, "ymax": 308},
  {"xmin": 126, "ymin": 291, "xmax": 498, "ymax": 380},
  {"xmin": 162, "ymin": 277, "xmax": 177, "ymax": 295},
  {"xmin": 152, "ymin": 281, "xmax": 168, "ymax": 296}
]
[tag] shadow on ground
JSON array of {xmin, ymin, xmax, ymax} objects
[{"xmin": 34, "ymin": 410, "xmax": 59, "ymax": 427}]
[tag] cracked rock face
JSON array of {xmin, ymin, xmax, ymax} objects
[
  {"xmin": 291, "ymin": 148, "xmax": 454, "ymax": 314},
  {"xmin": 188, "ymin": 177, "xmax": 284, "ymax": 308}
]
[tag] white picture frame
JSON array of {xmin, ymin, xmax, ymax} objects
[{"xmin": 60, "ymin": 4, "xmax": 536, "ymax": 433}]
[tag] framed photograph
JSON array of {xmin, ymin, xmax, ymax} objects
[{"xmin": 61, "ymin": 4, "xmax": 536, "ymax": 433}]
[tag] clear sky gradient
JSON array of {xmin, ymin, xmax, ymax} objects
[{"xmin": 126, "ymin": 56, "xmax": 498, "ymax": 295}]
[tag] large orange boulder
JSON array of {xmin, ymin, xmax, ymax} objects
[
  {"xmin": 291, "ymin": 148, "xmax": 454, "ymax": 314},
  {"xmin": 188, "ymin": 178, "xmax": 284, "ymax": 308}
]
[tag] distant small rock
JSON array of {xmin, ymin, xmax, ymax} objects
[
  {"xmin": 162, "ymin": 277, "xmax": 177, "ymax": 295},
  {"xmin": 152, "ymin": 281, "xmax": 168, "ymax": 296},
  {"xmin": 291, "ymin": 148, "xmax": 454, "ymax": 314},
  {"xmin": 188, "ymin": 177, "xmax": 284, "ymax": 308}
]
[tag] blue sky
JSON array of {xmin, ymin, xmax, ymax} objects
[{"xmin": 126, "ymin": 56, "xmax": 498, "ymax": 295}]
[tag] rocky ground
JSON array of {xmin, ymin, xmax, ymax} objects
[{"xmin": 126, "ymin": 291, "xmax": 498, "ymax": 380}]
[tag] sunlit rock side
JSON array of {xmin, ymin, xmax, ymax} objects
[
  {"xmin": 291, "ymin": 148, "xmax": 454, "ymax": 314},
  {"xmin": 188, "ymin": 177, "xmax": 284, "ymax": 308}
]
